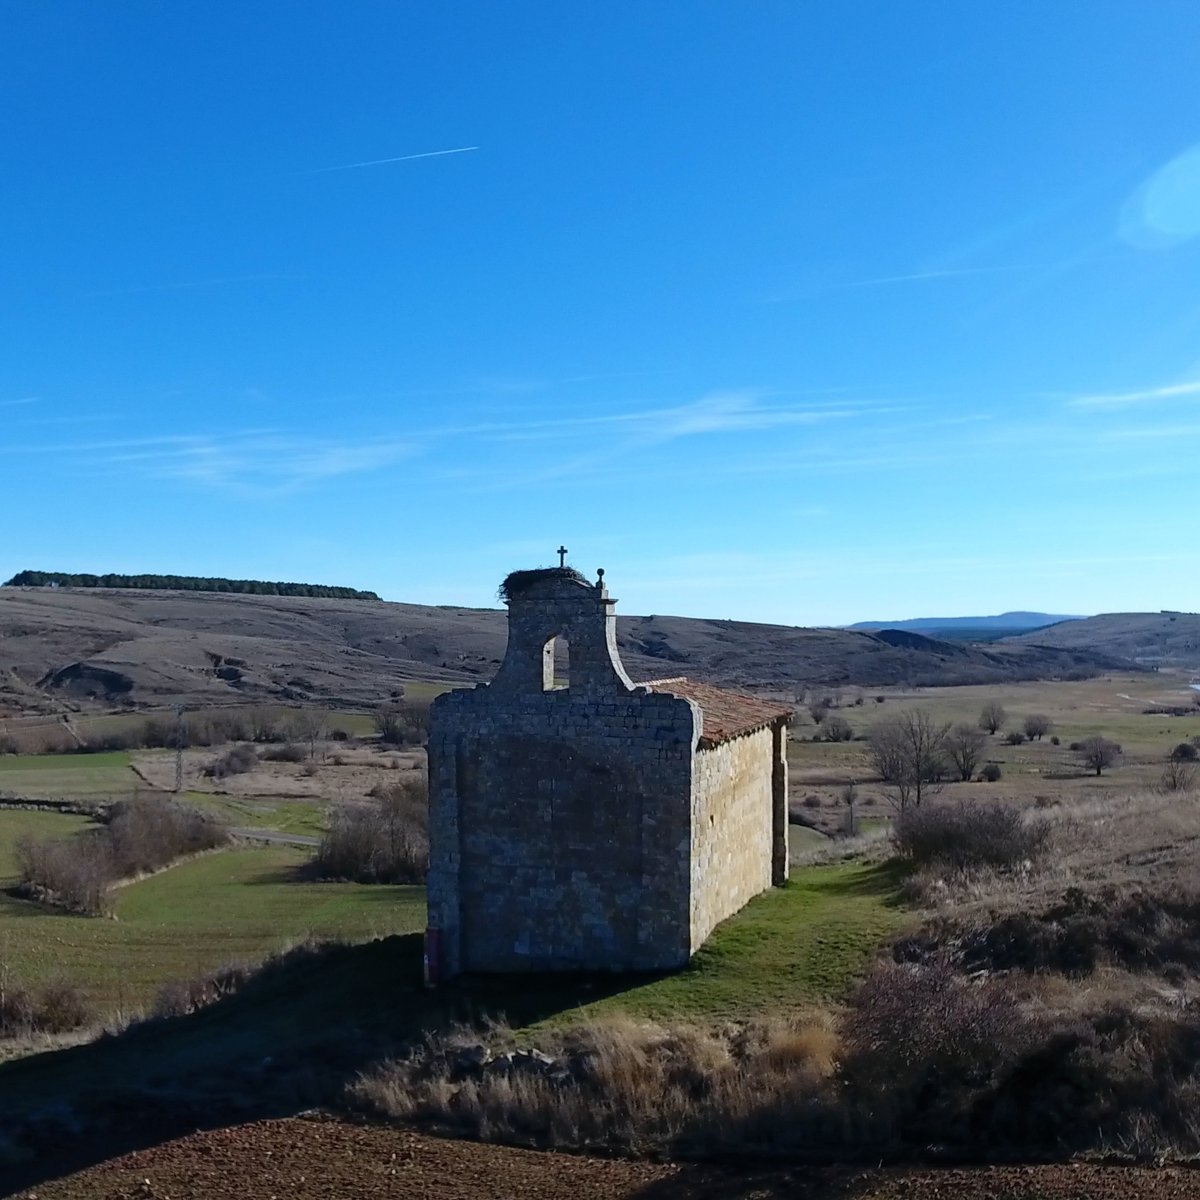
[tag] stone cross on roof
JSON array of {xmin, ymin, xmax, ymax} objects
[{"xmin": 557, "ymin": 545, "xmax": 568, "ymax": 567}]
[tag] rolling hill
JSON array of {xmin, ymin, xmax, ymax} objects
[
  {"xmin": 0, "ymin": 586, "xmax": 1136, "ymax": 716},
  {"xmin": 846, "ymin": 611, "xmax": 1081, "ymax": 640},
  {"xmin": 1006, "ymin": 611, "xmax": 1200, "ymax": 671}
]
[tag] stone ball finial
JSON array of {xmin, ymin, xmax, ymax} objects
[{"xmin": 596, "ymin": 567, "xmax": 605, "ymax": 587}]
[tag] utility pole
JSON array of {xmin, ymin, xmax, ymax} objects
[{"xmin": 174, "ymin": 704, "xmax": 185, "ymax": 793}]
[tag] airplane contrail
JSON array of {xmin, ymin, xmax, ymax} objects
[{"xmin": 302, "ymin": 146, "xmax": 480, "ymax": 174}]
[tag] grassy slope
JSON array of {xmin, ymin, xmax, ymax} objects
[
  {"xmin": 0, "ymin": 809, "xmax": 93, "ymax": 878},
  {"xmin": 182, "ymin": 791, "xmax": 328, "ymax": 837},
  {"xmin": 0, "ymin": 858, "xmax": 905, "ymax": 1191},
  {"xmin": 0, "ymin": 843, "xmax": 426, "ymax": 1007},
  {"xmin": 0, "ymin": 857, "xmax": 905, "ymax": 1106},
  {"xmin": 0, "ymin": 751, "xmax": 139, "ymax": 798},
  {"xmin": 570, "ymin": 860, "xmax": 906, "ymax": 1024}
]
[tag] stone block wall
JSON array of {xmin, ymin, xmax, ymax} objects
[
  {"xmin": 688, "ymin": 726, "xmax": 778, "ymax": 950},
  {"xmin": 428, "ymin": 684, "xmax": 699, "ymax": 976}
]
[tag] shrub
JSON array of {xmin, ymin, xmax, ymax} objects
[
  {"xmin": 83, "ymin": 727, "xmax": 142, "ymax": 752},
  {"xmin": 1161, "ymin": 759, "xmax": 1198, "ymax": 794},
  {"xmin": 894, "ymin": 801, "xmax": 1049, "ymax": 870},
  {"xmin": 840, "ymin": 960, "xmax": 1031, "ymax": 1112},
  {"xmin": 147, "ymin": 940, "xmax": 329, "ymax": 1022},
  {"xmin": 925, "ymin": 888, "xmax": 1200, "ymax": 979},
  {"xmin": 374, "ymin": 703, "xmax": 430, "ymax": 747},
  {"xmin": 0, "ymin": 973, "xmax": 95, "ymax": 1037},
  {"xmin": 260, "ymin": 742, "xmax": 306, "ymax": 763},
  {"xmin": 1171, "ymin": 742, "xmax": 1199, "ymax": 762},
  {"xmin": 141, "ymin": 717, "xmax": 176, "ymax": 748},
  {"xmin": 1004, "ymin": 730, "xmax": 1026, "ymax": 746},
  {"xmin": 106, "ymin": 796, "xmax": 229, "ymax": 877},
  {"xmin": 822, "ymin": 715, "xmax": 852, "ymax": 742},
  {"xmin": 1050, "ymin": 735, "xmax": 1060, "ymax": 746},
  {"xmin": 152, "ymin": 960, "xmax": 256, "ymax": 1019},
  {"xmin": 204, "ymin": 743, "xmax": 258, "ymax": 778},
  {"xmin": 15, "ymin": 831, "xmax": 114, "ymax": 915},
  {"xmin": 32, "ymin": 976, "xmax": 95, "ymax": 1033},
  {"xmin": 313, "ymin": 777, "xmax": 428, "ymax": 883},
  {"xmin": 0, "ymin": 980, "xmax": 35, "ymax": 1034},
  {"xmin": 16, "ymin": 797, "xmax": 229, "ymax": 915},
  {"xmin": 1022, "ymin": 714, "xmax": 1053, "ymax": 741},
  {"xmin": 980, "ymin": 762, "xmax": 1002, "ymax": 782}
]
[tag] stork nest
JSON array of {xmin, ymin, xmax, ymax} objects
[{"xmin": 498, "ymin": 566, "xmax": 588, "ymax": 601}]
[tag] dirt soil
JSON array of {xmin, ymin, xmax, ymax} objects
[{"xmin": 21, "ymin": 1116, "xmax": 1200, "ymax": 1200}]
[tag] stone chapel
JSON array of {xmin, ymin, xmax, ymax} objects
[{"xmin": 426, "ymin": 565, "xmax": 792, "ymax": 978}]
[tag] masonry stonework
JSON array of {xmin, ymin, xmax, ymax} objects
[{"xmin": 427, "ymin": 567, "xmax": 791, "ymax": 978}]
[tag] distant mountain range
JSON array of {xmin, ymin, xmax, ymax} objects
[{"xmin": 846, "ymin": 612, "xmax": 1082, "ymax": 638}]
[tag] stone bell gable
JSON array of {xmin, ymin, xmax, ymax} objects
[{"xmin": 426, "ymin": 565, "xmax": 791, "ymax": 979}]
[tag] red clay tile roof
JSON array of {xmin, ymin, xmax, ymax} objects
[{"xmin": 642, "ymin": 677, "xmax": 792, "ymax": 747}]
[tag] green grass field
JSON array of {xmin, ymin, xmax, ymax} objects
[
  {"xmin": 0, "ymin": 842, "xmax": 425, "ymax": 1009},
  {"xmin": 567, "ymin": 860, "xmax": 907, "ymax": 1024},
  {"xmin": 0, "ymin": 809, "xmax": 94, "ymax": 879},
  {"xmin": 0, "ymin": 784, "xmax": 900, "ymax": 1023},
  {"xmin": 181, "ymin": 791, "xmax": 329, "ymax": 837},
  {"xmin": 0, "ymin": 750, "xmax": 140, "ymax": 799}
]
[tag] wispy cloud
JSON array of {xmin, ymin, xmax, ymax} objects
[
  {"xmin": 86, "ymin": 274, "xmax": 304, "ymax": 298},
  {"xmin": 1, "ymin": 397, "xmax": 37, "ymax": 408},
  {"xmin": 444, "ymin": 391, "xmax": 909, "ymax": 491},
  {"xmin": 301, "ymin": 146, "xmax": 479, "ymax": 175},
  {"xmin": 1065, "ymin": 379, "xmax": 1200, "ymax": 409},
  {"xmin": 14, "ymin": 431, "xmax": 419, "ymax": 496},
  {"xmin": 625, "ymin": 391, "xmax": 869, "ymax": 439},
  {"xmin": 835, "ymin": 264, "xmax": 1037, "ymax": 289}
]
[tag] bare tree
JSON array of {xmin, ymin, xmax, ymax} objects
[
  {"xmin": 1023, "ymin": 713, "xmax": 1053, "ymax": 741},
  {"xmin": 978, "ymin": 701, "xmax": 1007, "ymax": 735},
  {"xmin": 808, "ymin": 697, "xmax": 831, "ymax": 726},
  {"xmin": 1076, "ymin": 735, "xmax": 1121, "ymax": 776},
  {"xmin": 945, "ymin": 724, "xmax": 987, "ymax": 782},
  {"xmin": 293, "ymin": 709, "xmax": 329, "ymax": 761},
  {"xmin": 867, "ymin": 710, "xmax": 951, "ymax": 812},
  {"xmin": 247, "ymin": 706, "xmax": 282, "ymax": 744},
  {"xmin": 1160, "ymin": 758, "xmax": 1198, "ymax": 794}
]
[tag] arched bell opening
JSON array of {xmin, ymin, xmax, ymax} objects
[{"xmin": 541, "ymin": 633, "xmax": 571, "ymax": 691}]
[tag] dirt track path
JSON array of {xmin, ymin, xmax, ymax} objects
[{"xmin": 21, "ymin": 1117, "xmax": 1200, "ymax": 1200}]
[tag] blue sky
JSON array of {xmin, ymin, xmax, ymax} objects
[{"xmin": 3, "ymin": 2, "xmax": 1198, "ymax": 625}]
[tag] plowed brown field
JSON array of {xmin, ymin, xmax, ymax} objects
[{"xmin": 18, "ymin": 1117, "xmax": 1200, "ymax": 1200}]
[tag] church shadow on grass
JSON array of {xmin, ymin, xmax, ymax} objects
[{"xmin": 0, "ymin": 932, "xmax": 666, "ymax": 1195}]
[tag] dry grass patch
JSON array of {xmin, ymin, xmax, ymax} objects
[
  {"xmin": 352, "ymin": 1010, "xmax": 839, "ymax": 1155},
  {"xmin": 899, "ymin": 788, "xmax": 1200, "ymax": 918},
  {"xmin": 352, "ymin": 964, "xmax": 1200, "ymax": 1161}
]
